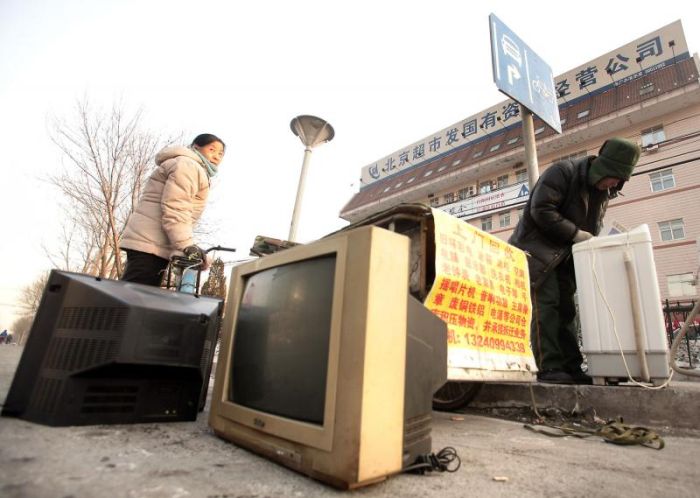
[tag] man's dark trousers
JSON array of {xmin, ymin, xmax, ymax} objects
[{"xmin": 530, "ymin": 257, "xmax": 583, "ymax": 372}]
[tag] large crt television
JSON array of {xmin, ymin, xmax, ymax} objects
[
  {"xmin": 2, "ymin": 270, "xmax": 223, "ymax": 426},
  {"xmin": 209, "ymin": 225, "xmax": 447, "ymax": 489}
]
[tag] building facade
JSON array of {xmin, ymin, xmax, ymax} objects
[{"xmin": 341, "ymin": 21, "xmax": 700, "ymax": 302}]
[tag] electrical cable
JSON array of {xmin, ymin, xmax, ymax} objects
[
  {"xmin": 632, "ymin": 155, "xmax": 700, "ymax": 177},
  {"xmin": 402, "ymin": 446, "xmax": 461, "ymax": 475},
  {"xmin": 633, "ymin": 143, "xmax": 700, "ymax": 170}
]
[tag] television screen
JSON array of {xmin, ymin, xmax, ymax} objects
[
  {"xmin": 230, "ymin": 255, "xmax": 335, "ymax": 425},
  {"xmin": 2, "ymin": 270, "xmax": 223, "ymax": 426},
  {"xmin": 209, "ymin": 226, "xmax": 448, "ymax": 489}
]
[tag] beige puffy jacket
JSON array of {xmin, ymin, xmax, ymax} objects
[{"xmin": 120, "ymin": 146, "xmax": 210, "ymax": 260}]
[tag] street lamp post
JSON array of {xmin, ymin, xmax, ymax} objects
[{"xmin": 288, "ymin": 115, "xmax": 335, "ymax": 242}]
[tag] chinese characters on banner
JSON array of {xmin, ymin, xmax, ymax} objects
[
  {"xmin": 426, "ymin": 209, "xmax": 537, "ymax": 374},
  {"xmin": 360, "ymin": 20, "xmax": 688, "ymax": 187}
]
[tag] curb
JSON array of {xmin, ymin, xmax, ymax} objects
[{"xmin": 466, "ymin": 381, "xmax": 700, "ymax": 432}]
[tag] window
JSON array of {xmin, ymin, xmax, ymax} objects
[
  {"xmin": 407, "ymin": 177, "xmax": 415, "ymax": 184},
  {"xmin": 668, "ymin": 273, "xmax": 696, "ymax": 298},
  {"xmin": 444, "ymin": 193, "xmax": 455, "ymax": 204},
  {"xmin": 560, "ymin": 118, "xmax": 567, "ymax": 125},
  {"xmin": 479, "ymin": 181, "xmax": 494, "ymax": 194},
  {"xmin": 452, "ymin": 159, "xmax": 461, "ymax": 167},
  {"xmin": 481, "ymin": 216, "xmax": 493, "ymax": 232},
  {"xmin": 424, "ymin": 170, "xmax": 433, "ymax": 177},
  {"xmin": 535, "ymin": 126, "xmax": 545, "ymax": 135},
  {"xmin": 577, "ymin": 109, "xmax": 590, "ymax": 119},
  {"xmin": 473, "ymin": 150, "xmax": 483, "ymax": 159},
  {"xmin": 394, "ymin": 182, "xmax": 403, "ymax": 189},
  {"xmin": 490, "ymin": 144, "xmax": 501, "ymax": 152},
  {"xmin": 554, "ymin": 150, "xmax": 587, "ymax": 163},
  {"xmin": 658, "ymin": 219, "xmax": 685, "ymax": 241},
  {"xmin": 649, "ymin": 169, "xmax": 675, "ymax": 192},
  {"xmin": 641, "ymin": 125, "xmax": 665, "ymax": 147},
  {"xmin": 499, "ymin": 212, "xmax": 511, "ymax": 228},
  {"xmin": 429, "ymin": 197, "xmax": 440, "ymax": 207},
  {"xmin": 515, "ymin": 168, "xmax": 528, "ymax": 183},
  {"xmin": 458, "ymin": 186, "xmax": 474, "ymax": 200},
  {"xmin": 517, "ymin": 208, "xmax": 525, "ymax": 220},
  {"xmin": 497, "ymin": 175, "xmax": 509, "ymax": 188},
  {"xmin": 507, "ymin": 137, "xmax": 520, "ymax": 145},
  {"xmin": 639, "ymin": 82, "xmax": 655, "ymax": 96},
  {"xmin": 437, "ymin": 165, "xmax": 447, "ymax": 172}
]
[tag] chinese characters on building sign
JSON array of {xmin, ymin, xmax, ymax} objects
[
  {"xmin": 439, "ymin": 183, "xmax": 530, "ymax": 222},
  {"xmin": 360, "ymin": 21, "xmax": 687, "ymax": 187}
]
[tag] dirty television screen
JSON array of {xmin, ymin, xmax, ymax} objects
[{"xmin": 208, "ymin": 225, "xmax": 448, "ymax": 489}]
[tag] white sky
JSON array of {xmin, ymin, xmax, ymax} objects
[{"xmin": 1, "ymin": 0, "xmax": 698, "ymax": 328}]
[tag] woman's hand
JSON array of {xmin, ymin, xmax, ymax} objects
[{"xmin": 183, "ymin": 245, "xmax": 206, "ymax": 261}]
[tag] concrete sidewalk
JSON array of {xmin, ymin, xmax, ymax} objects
[{"xmin": 1, "ymin": 346, "xmax": 699, "ymax": 498}]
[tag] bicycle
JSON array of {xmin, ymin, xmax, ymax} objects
[{"xmin": 164, "ymin": 245, "xmax": 237, "ymax": 295}]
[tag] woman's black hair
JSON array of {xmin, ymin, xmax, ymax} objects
[{"xmin": 192, "ymin": 133, "xmax": 226, "ymax": 150}]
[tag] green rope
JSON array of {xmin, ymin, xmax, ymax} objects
[{"xmin": 524, "ymin": 417, "xmax": 664, "ymax": 450}]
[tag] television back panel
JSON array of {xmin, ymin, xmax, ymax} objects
[
  {"xmin": 2, "ymin": 270, "xmax": 223, "ymax": 426},
  {"xmin": 23, "ymin": 365, "xmax": 204, "ymax": 425},
  {"xmin": 403, "ymin": 295, "xmax": 448, "ymax": 466}
]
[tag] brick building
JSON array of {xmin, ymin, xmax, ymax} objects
[{"xmin": 340, "ymin": 20, "xmax": 700, "ymax": 302}]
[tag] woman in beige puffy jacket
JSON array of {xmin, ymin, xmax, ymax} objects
[{"xmin": 120, "ymin": 133, "xmax": 225, "ymax": 286}]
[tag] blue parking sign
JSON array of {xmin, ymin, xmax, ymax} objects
[{"xmin": 489, "ymin": 13, "xmax": 562, "ymax": 134}]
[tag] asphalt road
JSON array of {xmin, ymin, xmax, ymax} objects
[{"xmin": 1, "ymin": 346, "xmax": 698, "ymax": 498}]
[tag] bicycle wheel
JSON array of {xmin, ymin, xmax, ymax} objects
[{"xmin": 432, "ymin": 381, "xmax": 483, "ymax": 411}]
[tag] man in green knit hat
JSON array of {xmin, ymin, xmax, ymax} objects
[{"xmin": 508, "ymin": 137, "xmax": 640, "ymax": 384}]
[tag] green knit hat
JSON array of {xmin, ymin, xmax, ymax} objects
[{"xmin": 588, "ymin": 138, "xmax": 641, "ymax": 186}]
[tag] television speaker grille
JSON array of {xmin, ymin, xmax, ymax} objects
[
  {"xmin": 58, "ymin": 306, "xmax": 129, "ymax": 332},
  {"xmin": 45, "ymin": 337, "xmax": 119, "ymax": 372},
  {"xmin": 29, "ymin": 377, "xmax": 63, "ymax": 416},
  {"xmin": 404, "ymin": 413, "xmax": 432, "ymax": 446},
  {"xmin": 80, "ymin": 385, "xmax": 139, "ymax": 414},
  {"xmin": 200, "ymin": 339, "xmax": 213, "ymax": 373}
]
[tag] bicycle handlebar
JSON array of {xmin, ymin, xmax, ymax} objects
[
  {"xmin": 204, "ymin": 245, "xmax": 237, "ymax": 254},
  {"xmin": 169, "ymin": 245, "xmax": 237, "ymax": 265}
]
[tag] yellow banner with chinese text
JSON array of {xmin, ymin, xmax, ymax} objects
[{"xmin": 426, "ymin": 209, "xmax": 536, "ymax": 374}]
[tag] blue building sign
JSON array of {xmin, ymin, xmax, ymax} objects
[{"xmin": 489, "ymin": 13, "xmax": 562, "ymax": 134}]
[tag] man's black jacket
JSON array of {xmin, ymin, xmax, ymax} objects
[{"xmin": 508, "ymin": 156, "xmax": 610, "ymax": 289}]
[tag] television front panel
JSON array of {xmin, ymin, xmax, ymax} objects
[{"xmin": 209, "ymin": 225, "xmax": 447, "ymax": 489}]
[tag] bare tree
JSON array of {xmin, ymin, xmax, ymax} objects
[
  {"xmin": 48, "ymin": 98, "xmax": 175, "ymax": 278},
  {"xmin": 11, "ymin": 272, "xmax": 50, "ymax": 345},
  {"xmin": 11, "ymin": 315, "xmax": 34, "ymax": 346},
  {"xmin": 18, "ymin": 271, "xmax": 50, "ymax": 317},
  {"xmin": 201, "ymin": 258, "xmax": 227, "ymax": 301}
]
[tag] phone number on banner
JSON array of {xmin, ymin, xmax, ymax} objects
[{"xmin": 448, "ymin": 329, "xmax": 526, "ymax": 353}]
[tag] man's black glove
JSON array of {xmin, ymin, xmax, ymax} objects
[{"xmin": 183, "ymin": 245, "xmax": 205, "ymax": 262}]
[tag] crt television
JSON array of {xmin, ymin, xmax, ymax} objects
[
  {"xmin": 208, "ymin": 225, "xmax": 447, "ymax": 489},
  {"xmin": 2, "ymin": 270, "xmax": 223, "ymax": 426}
]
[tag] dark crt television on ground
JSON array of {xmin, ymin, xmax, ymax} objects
[
  {"xmin": 2, "ymin": 270, "xmax": 223, "ymax": 426},
  {"xmin": 209, "ymin": 225, "xmax": 448, "ymax": 489}
]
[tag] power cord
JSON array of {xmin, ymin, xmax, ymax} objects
[{"xmin": 403, "ymin": 447, "xmax": 461, "ymax": 475}]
